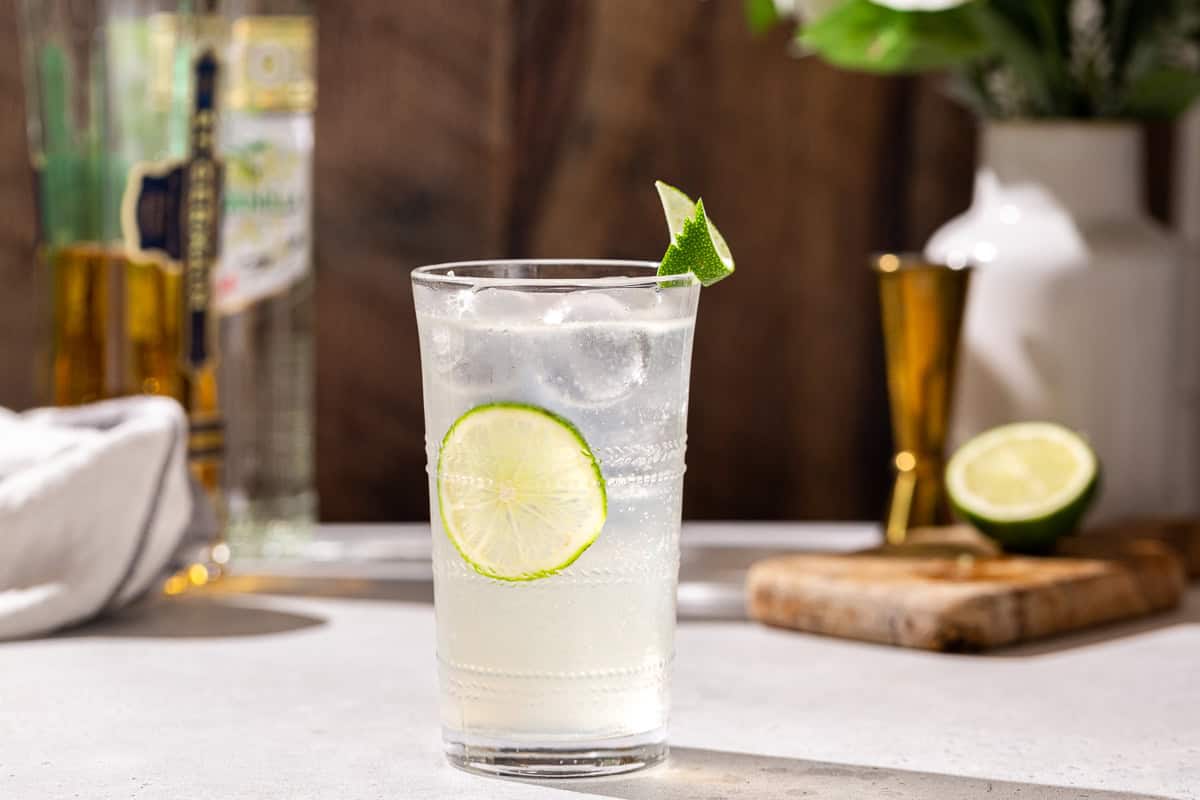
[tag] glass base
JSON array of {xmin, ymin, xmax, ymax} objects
[{"xmin": 444, "ymin": 730, "xmax": 667, "ymax": 778}]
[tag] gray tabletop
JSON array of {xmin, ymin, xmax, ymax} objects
[{"xmin": 3, "ymin": 523, "xmax": 1197, "ymax": 800}]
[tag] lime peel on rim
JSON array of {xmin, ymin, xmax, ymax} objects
[
  {"xmin": 945, "ymin": 421, "xmax": 1099, "ymax": 554},
  {"xmin": 655, "ymin": 180, "xmax": 735, "ymax": 286},
  {"xmin": 437, "ymin": 402, "xmax": 607, "ymax": 582}
]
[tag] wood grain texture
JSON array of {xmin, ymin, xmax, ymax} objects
[
  {"xmin": 0, "ymin": 0, "xmax": 39, "ymax": 412},
  {"xmin": 904, "ymin": 76, "xmax": 978, "ymax": 245},
  {"xmin": 746, "ymin": 538, "xmax": 1186, "ymax": 652},
  {"xmin": 0, "ymin": 0, "xmax": 1174, "ymax": 521},
  {"xmin": 516, "ymin": 2, "xmax": 918, "ymax": 519},
  {"xmin": 312, "ymin": 1, "xmax": 511, "ymax": 521},
  {"xmin": 1076, "ymin": 518, "xmax": 1200, "ymax": 578}
]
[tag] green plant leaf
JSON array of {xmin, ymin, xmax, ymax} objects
[
  {"xmin": 1122, "ymin": 68, "xmax": 1200, "ymax": 118},
  {"xmin": 1022, "ymin": 0, "xmax": 1071, "ymax": 97},
  {"xmin": 1107, "ymin": 0, "xmax": 1138, "ymax": 69},
  {"xmin": 745, "ymin": 0, "xmax": 782, "ymax": 34},
  {"xmin": 969, "ymin": 6, "xmax": 1057, "ymax": 113},
  {"xmin": 798, "ymin": 0, "xmax": 989, "ymax": 74},
  {"xmin": 1107, "ymin": 0, "xmax": 1182, "ymax": 77},
  {"xmin": 946, "ymin": 70, "xmax": 998, "ymax": 117}
]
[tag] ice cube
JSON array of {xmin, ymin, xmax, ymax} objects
[
  {"xmin": 419, "ymin": 304, "xmax": 521, "ymax": 394},
  {"xmin": 573, "ymin": 287, "xmax": 686, "ymax": 323},
  {"xmin": 555, "ymin": 291, "xmax": 627, "ymax": 323},
  {"xmin": 469, "ymin": 288, "xmax": 542, "ymax": 323},
  {"xmin": 540, "ymin": 322, "xmax": 650, "ymax": 407},
  {"xmin": 604, "ymin": 287, "xmax": 660, "ymax": 317}
]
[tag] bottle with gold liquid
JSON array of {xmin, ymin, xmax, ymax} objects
[{"xmin": 19, "ymin": 1, "xmax": 228, "ymax": 575}]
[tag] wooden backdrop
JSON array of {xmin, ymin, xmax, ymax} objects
[{"xmin": 0, "ymin": 0, "xmax": 1045, "ymax": 522}]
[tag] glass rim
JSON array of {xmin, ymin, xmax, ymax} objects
[{"xmin": 411, "ymin": 259, "xmax": 697, "ymax": 289}]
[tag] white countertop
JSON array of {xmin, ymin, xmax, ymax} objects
[{"xmin": 3, "ymin": 523, "xmax": 1197, "ymax": 800}]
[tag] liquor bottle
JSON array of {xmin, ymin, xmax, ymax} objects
[
  {"xmin": 19, "ymin": 2, "xmax": 228, "ymax": 579},
  {"xmin": 122, "ymin": 14, "xmax": 228, "ymax": 572},
  {"xmin": 217, "ymin": 0, "xmax": 317, "ymax": 557}
]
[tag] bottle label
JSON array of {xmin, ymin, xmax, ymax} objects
[
  {"xmin": 121, "ymin": 48, "xmax": 223, "ymax": 373},
  {"xmin": 217, "ymin": 115, "xmax": 312, "ymax": 312},
  {"xmin": 216, "ymin": 16, "xmax": 314, "ymax": 312},
  {"xmin": 227, "ymin": 16, "xmax": 315, "ymax": 114}
]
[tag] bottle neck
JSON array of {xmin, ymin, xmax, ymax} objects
[{"xmin": 979, "ymin": 121, "xmax": 1144, "ymax": 222}]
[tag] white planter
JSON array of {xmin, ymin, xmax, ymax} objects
[{"xmin": 927, "ymin": 121, "xmax": 1199, "ymax": 523}]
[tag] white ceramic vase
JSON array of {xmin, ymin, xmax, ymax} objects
[{"xmin": 927, "ymin": 121, "xmax": 1199, "ymax": 524}]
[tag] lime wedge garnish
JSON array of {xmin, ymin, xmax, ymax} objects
[
  {"xmin": 656, "ymin": 180, "xmax": 696, "ymax": 239},
  {"xmin": 437, "ymin": 403, "xmax": 607, "ymax": 581},
  {"xmin": 655, "ymin": 180, "xmax": 735, "ymax": 286},
  {"xmin": 945, "ymin": 422, "xmax": 1099, "ymax": 553}
]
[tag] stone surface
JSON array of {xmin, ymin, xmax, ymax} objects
[{"xmin": 1, "ymin": 524, "xmax": 1197, "ymax": 799}]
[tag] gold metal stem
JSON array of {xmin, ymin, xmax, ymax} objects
[{"xmin": 874, "ymin": 253, "xmax": 971, "ymax": 544}]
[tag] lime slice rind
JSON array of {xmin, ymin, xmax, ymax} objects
[
  {"xmin": 946, "ymin": 422, "xmax": 1096, "ymax": 521},
  {"xmin": 655, "ymin": 180, "xmax": 696, "ymax": 240},
  {"xmin": 655, "ymin": 182, "xmax": 735, "ymax": 287},
  {"xmin": 437, "ymin": 402, "xmax": 607, "ymax": 582},
  {"xmin": 945, "ymin": 421, "xmax": 1099, "ymax": 552}
]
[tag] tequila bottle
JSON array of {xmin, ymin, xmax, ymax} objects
[{"xmin": 19, "ymin": 2, "xmax": 228, "ymax": 577}]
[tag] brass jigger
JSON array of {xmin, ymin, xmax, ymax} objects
[{"xmin": 873, "ymin": 253, "xmax": 971, "ymax": 545}]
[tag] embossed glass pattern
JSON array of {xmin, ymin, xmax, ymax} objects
[{"xmin": 412, "ymin": 260, "xmax": 699, "ymax": 777}]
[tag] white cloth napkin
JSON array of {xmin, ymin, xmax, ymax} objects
[{"xmin": 0, "ymin": 396, "xmax": 194, "ymax": 640}]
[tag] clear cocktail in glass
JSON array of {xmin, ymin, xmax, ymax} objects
[{"xmin": 412, "ymin": 260, "xmax": 699, "ymax": 777}]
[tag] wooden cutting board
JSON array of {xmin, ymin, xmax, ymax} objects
[
  {"xmin": 746, "ymin": 526, "xmax": 1188, "ymax": 652},
  {"xmin": 1075, "ymin": 518, "xmax": 1200, "ymax": 578}
]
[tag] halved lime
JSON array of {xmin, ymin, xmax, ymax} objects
[
  {"xmin": 945, "ymin": 422, "xmax": 1099, "ymax": 553},
  {"xmin": 655, "ymin": 180, "xmax": 735, "ymax": 286},
  {"xmin": 437, "ymin": 403, "xmax": 607, "ymax": 581}
]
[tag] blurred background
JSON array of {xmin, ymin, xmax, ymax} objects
[{"xmin": 0, "ymin": 0, "xmax": 1185, "ymax": 524}]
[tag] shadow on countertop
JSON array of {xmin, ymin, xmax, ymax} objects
[
  {"xmin": 60, "ymin": 594, "xmax": 326, "ymax": 639},
  {"xmin": 992, "ymin": 587, "xmax": 1200, "ymax": 657},
  {"xmin": 524, "ymin": 747, "xmax": 1172, "ymax": 800}
]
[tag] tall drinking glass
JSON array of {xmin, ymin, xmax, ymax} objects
[{"xmin": 412, "ymin": 260, "xmax": 700, "ymax": 777}]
